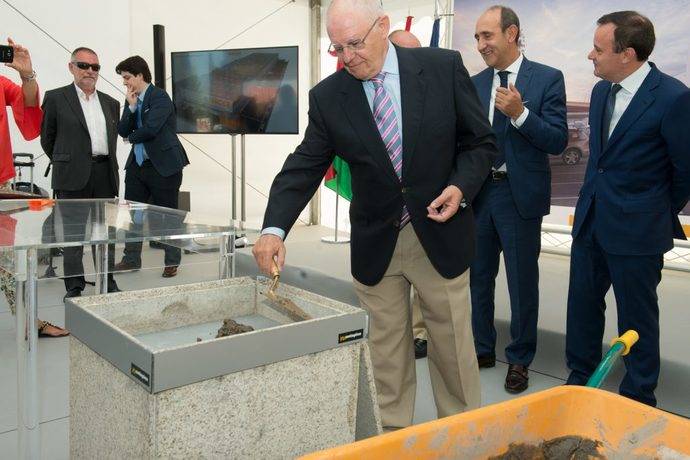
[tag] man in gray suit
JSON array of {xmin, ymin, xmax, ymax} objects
[{"xmin": 41, "ymin": 47, "xmax": 121, "ymax": 299}]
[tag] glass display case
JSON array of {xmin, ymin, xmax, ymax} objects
[{"xmin": 0, "ymin": 199, "xmax": 235, "ymax": 459}]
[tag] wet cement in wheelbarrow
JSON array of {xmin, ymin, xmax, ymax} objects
[{"xmin": 489, "ymin": 435, "xmax": 605, "ymax": 459}]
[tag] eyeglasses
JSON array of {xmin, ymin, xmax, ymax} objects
[
  {"xmin": 328, "ymin": 18, "xmax": 380, "ymax": 55},
  {"xmin": 71, "ymin": 61, "xmax": 101, "ymax": 72}
]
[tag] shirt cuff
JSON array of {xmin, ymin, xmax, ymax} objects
[
  {"xmin": 261, "ymin": 227, "xmax": 285, "ymax": 240},
  {"xmin": 511, "ymin": 107, "xmax": 529, "ymax": 128},
  {"xmin": 129, "ymin": 104, "xmax": 137, "ymax": 113}
]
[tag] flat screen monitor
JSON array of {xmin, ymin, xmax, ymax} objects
[{"xmin": 171, "ymin": 46, "xmax": 298, "ymax": 134}]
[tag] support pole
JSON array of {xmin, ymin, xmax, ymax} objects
[
  {"xmin": 15, "ymin": 248, "xmax": 39, "ymax": 459},
  {"xmin": 308, "ymin": 0, "xmax": 322, "ymax": 225},
  {"xmin": 321, "ymin": 179, "xmax": 350, "ymax": 244},
  {"xmin": 231, "ymin": 134, "xmax": 237, "ymax": 227},
  {"xmin": 240, "ymin": 134, "xmax": 246, "ymax": 234}
]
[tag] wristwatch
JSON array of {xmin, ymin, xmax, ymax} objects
[{"xmin": 21, "ymin": 70, "xmax": 37, "ymax": 81}]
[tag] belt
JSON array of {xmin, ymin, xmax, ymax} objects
[
  {"xmin": 491, "ymin": 170, "xmax": 508, "ymax": 181},
  {"xmin": 92, "ymin": 155, "xmax": 109, "ymax": 163}
]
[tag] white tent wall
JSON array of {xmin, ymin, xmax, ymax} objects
[
  {"xmin": 129, "ymin": 0, "xmax": 312, "ymax": 226},
  {"xmin": 3, "ymin": 0, "xmax": 312, "ymax": 229},
  {"xmin": 3, "ymin": 0, "xmax": 449, "ymax": 232}
]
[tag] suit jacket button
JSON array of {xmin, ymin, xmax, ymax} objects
[
  {"xmin": 401, "ymin": 187, "xmax": 408, "ymax": 194},
  {"xmin": 598, "ymin": 168, "xmax": 604, "ymax": 173},
  {"xmin": 393, "ymin": 220, "xmax": 400, "ymax": 228}
]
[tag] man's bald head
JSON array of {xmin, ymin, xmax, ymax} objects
[
  {"xmin": 389, "ymin": 30, "xmax": 422, "ymax": 48},
  {"xmin": 326, "ymin": 0, "xmax": 390, "ymax": 80}
]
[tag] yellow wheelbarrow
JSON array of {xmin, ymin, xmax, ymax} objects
[{"xmin": 301, "ymin": 331, "xmax": 690, "ymax": 459}]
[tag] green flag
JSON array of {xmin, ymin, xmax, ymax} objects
[{"xmin": 324, "ymin": 156, "xmax": 352, "ymax": 201}]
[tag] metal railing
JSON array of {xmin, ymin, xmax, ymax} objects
[{"xmin": 541, "ymin": 223, "xmax": 690, "ymax": 273}]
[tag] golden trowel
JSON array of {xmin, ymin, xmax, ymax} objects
[{"xmin": 262, "ymin": 260, "xmax": 311, "ymax": 322}]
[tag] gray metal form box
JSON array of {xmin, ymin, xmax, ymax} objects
[{"xmin": 65, "ymin": 277, "xmax": 369, "ymax": 394}]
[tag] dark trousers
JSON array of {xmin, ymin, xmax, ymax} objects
[
  {"xmin": 566, "ymin": 210, "xmax": 663, "ymax": 406},
  {"xmin": 56, "ymin": 158, "xmax": 116, "ymax": 292},
  {"xmin": 470, "ymin": 178, "xmax": 542, "ymax": 366},
  {"xmin": 122, "ymin": 160, "xmax": 182, "ymax": 267}
]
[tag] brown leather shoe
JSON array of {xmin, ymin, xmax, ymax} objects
[
  {"xmin": 114, "ymin": 260, "xmax": 141, "ymax": 271},
  {"xmin": 505, "ymin": 364, "xmax": 529, "ymax": 394},
  {"xmin": 162, "ymin": 265, "xmax": 178, "ymax": 278}
]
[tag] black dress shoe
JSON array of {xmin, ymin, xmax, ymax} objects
[
  {"xmin": 107, "ymin": 280, "xmax": 121, "ymax": 293},
  {"xmin": 414, "ymin": 338, "xmax": 427, "ymax": 359},
  {"xmin": 477, "ymin": 354, "xmax": 496, "ymax": 368},
  {"xmin": 63, "ymin": 288, "xmax": 82, "ymax": 301},
  {"xmin": 505, "ymin": 364, "xmax": 529, "ymax": 394},
  {"xmin": 113, "ymin": 260, "xmax": 141, "ymax": 271}
]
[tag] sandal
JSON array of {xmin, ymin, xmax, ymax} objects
[{"xmin": 38, "ymin": 320, "xmax": 70, "ymax": 338}]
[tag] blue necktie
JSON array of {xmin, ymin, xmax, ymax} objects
[
  {"xmin": 371, "ymin": 72, "xmax": 410, "ymax": 228},
  {"xmin": 492, "ymin": 70, "xmax": 510, "ymax": 168},
  {"xmin": 601, "ymin": 83, "xmax": 622, "ymax": 150},
  {"xmin": 134, "ymin": 99, "xmax": 147, "ymax": 165}
]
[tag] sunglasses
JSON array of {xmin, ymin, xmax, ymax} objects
[{"xmin": 72, "ymin": 61, "xmax": 101, "ymax": 72}]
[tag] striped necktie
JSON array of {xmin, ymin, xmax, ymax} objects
[{"xmin": 370, "ymin": 72, "xmax": 410, "ymax": 228}]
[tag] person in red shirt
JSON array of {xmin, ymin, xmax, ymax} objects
[
  {"xmin": 0, "ymin": 38, "xmax": 68, "ymax": 337},
  {"xmin": 1, "ymin": 38, "xmax": 41, "ymax": 185}
]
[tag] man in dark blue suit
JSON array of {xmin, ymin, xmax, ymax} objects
[
  {"xmin": 470, "ymin": 5, "xmax": 568, "ymax": 393},
  {"xmin": 566, "ymin": 11, "xmax": 690, "ymax": 406},
  {"xmin": 114, "ymin": 56, "xmax": 190, "ymax": 278}
]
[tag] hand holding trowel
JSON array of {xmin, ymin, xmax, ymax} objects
[{"xmin": 262, "ymin": 259, "xmax": 311, "ymax": 322}]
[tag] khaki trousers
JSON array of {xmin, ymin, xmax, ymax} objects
[
  {"xmin": 354, "ymin": 225, "xmax": 481, "ymax": 429},
  {"xmin": 411, "ymin": 288, "xmax": 427, "ymax": 340}
]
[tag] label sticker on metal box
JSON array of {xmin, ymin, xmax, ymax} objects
[
  {"xmin": 338, "ymin": 329, "xmax": 364, "ymax": 344},
  {"xmin": 130, "ymin": 363, "xmax": 150, "ymax": 386}
]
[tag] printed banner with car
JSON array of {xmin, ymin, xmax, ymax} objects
[{"xmin": 452, "ymin": 0, "xmax": 690, "ymax": 215}]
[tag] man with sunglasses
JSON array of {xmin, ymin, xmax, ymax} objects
[
  {"xmin": 254, "ymin": 0, "xmax": 497, "ymax": 430},
  {"xmin": 41, "ymin": 47, "xmax": 121, "ymax": 299}
]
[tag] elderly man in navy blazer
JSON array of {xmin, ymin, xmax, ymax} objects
[
  {"xmin": 566, "ymin": 11, "xmax": 690, "ymax": 406},
  {"xmin": 253, "ymin": 0, "xmax": 497, "ymax": 430},
  {"xmin": 470, "ymin": 5, "xmax": 568, "ymax": 393}
]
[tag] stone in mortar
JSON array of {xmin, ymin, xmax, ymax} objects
[{"xmin": 216, "ymin": 319, "xmax": 254, "ymax": 338}]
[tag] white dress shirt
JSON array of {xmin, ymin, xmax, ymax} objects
[
  {"xmin": 606, "ymin": 61, "xmax": 651, "ymax": 138},
  {"xmin": 74, "ymin": 84, "xmax": 109, "ymax": 156},
  {"xmin": 489, "ymin": 54, "xmax": 529, "ymax": 172}
]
